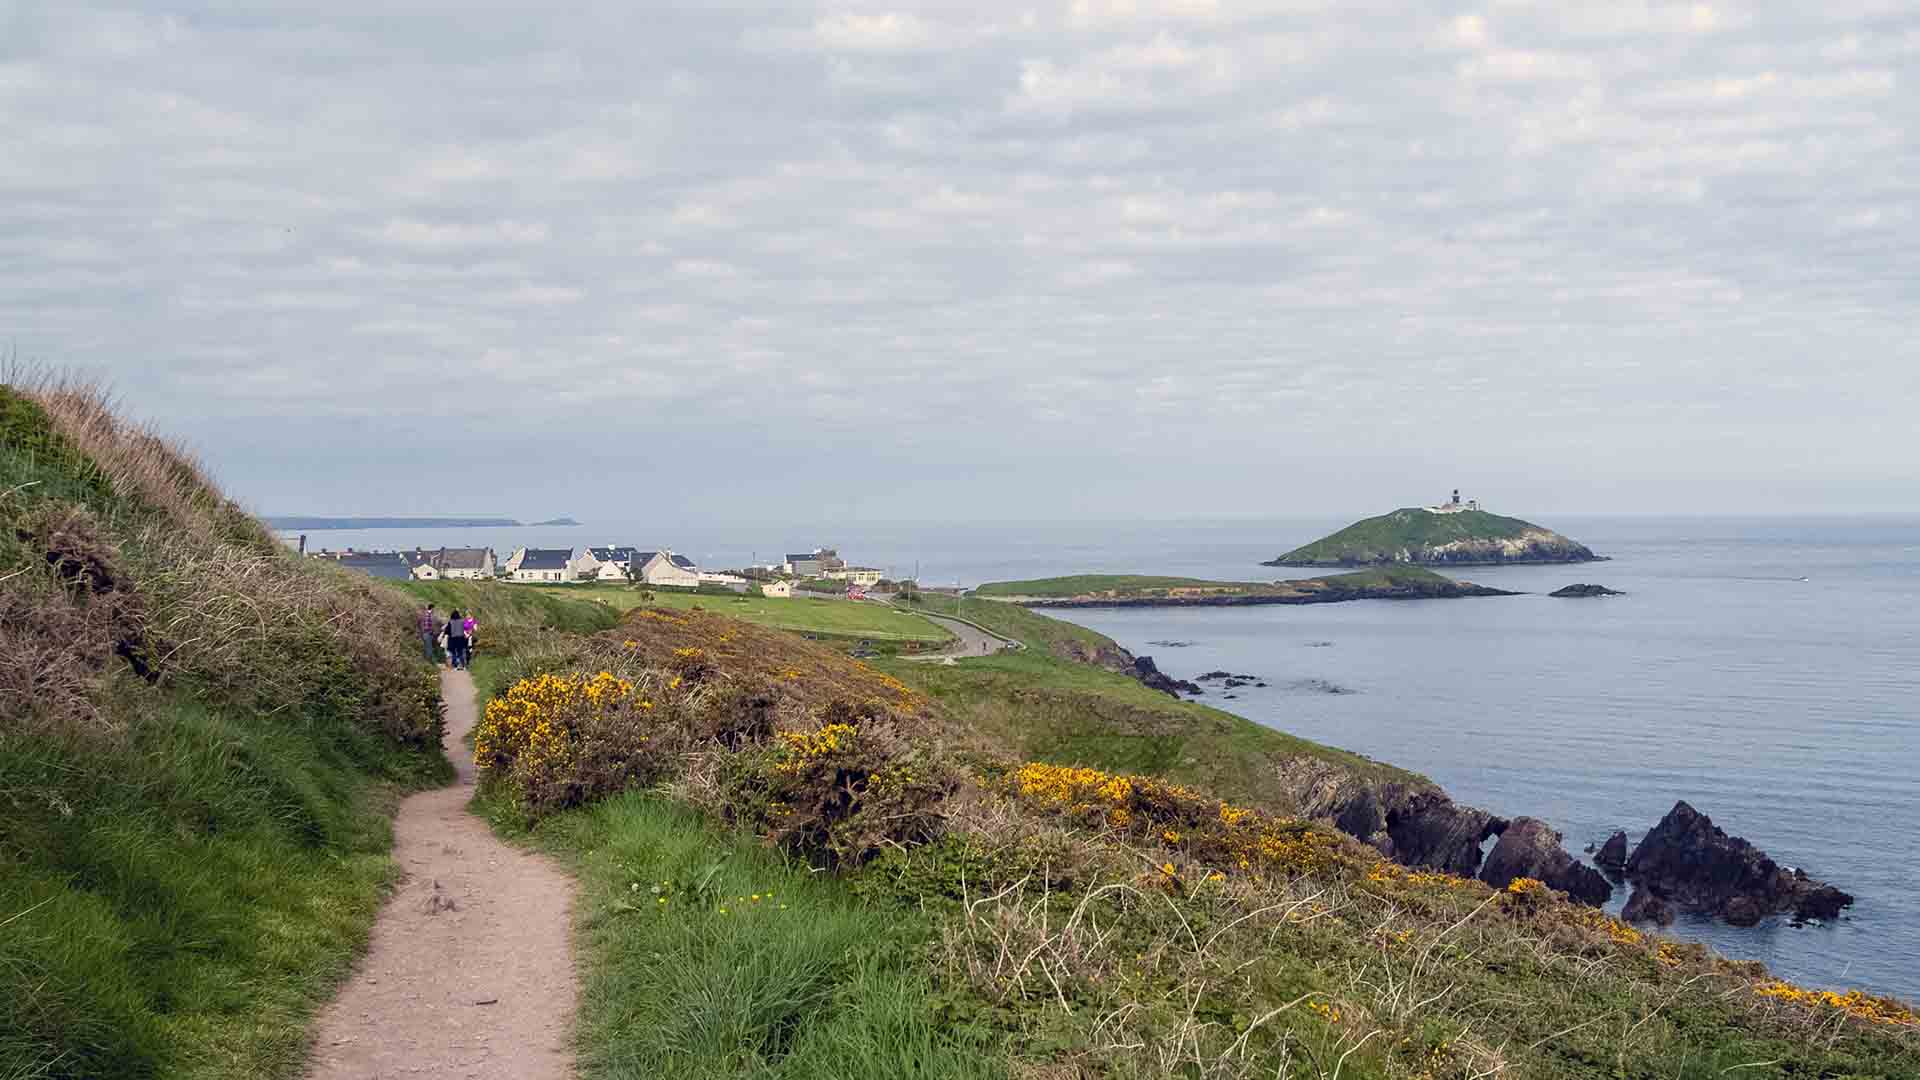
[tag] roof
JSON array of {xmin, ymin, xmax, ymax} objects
[
  {"xmin": 516, "ymin": 548, "xmax": 572, "ymax": 571},
  {"xmin": 439, "ymin": 547, "xmax": 493, "ymax": 570},
  {"xmin": 587, "ymin": 546, "xmax": 639, "ymax": 562},
  {"xmin": 336, "ymin": 553, "xmax": 412, "ymax": 581},
  {"xmin": 786, "ymin": 553, "xmax": 822, "ymax": 563},
  {"xmin": 669, "ymin": 554, "xmax": 696, "ymax": 569}
]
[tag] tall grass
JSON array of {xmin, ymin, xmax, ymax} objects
[
  {"xmin": 512, "ymin": 794, "xmax": 1002, "ymax": 1080},
  {"xmin": 1, "ymin": 373, "xmax": 448, "ymax": 1078}
]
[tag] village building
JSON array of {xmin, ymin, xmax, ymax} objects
[
  {"xmin": 632, "ymin": 550, "xmax": 700, "ymax": 588},
  {"xmin": 334, "ymin": 551, "xmax": 412, "ymax": 581},
  {"xmin": 506, "ymin": 547, "xmax": 573, "ymax": 583},
  {"xmin": 575, "ymin": 546, "xmax": 642, "ymax": 582},
  {"xmin": 823, "ymin": 566, "xmax": 884, "ymax": 587},
  {"xmin": 437, "ymin": 547, "xmax": 496, "ymax": 580},
  {"xmin": 783, "ymin": 548, "xmax": 844, "ymax": 577},
  {"xmin": 404, "ymin": 550, "xmax": 440, "ymax": 581},
  {"xmin": 1426, "ymin": 489, "xmax": 1482, "ymax": 514},
  {"xmin": 760, "ymin": 579, "xmax": 794, "ymax": 598}
]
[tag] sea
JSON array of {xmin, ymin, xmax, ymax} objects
[{"xmin": 284, "ymin": 514, "xmax": 1920, "ymax": 1002}]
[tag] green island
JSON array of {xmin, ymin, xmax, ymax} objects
[
  {"xmin": 1268, "ymin": 505, "xmax": 1600, "ymax": 567},
  {"xmin": 6, "ymin": 381, "xmax": 1915, "ymax": 1080},
  {"xmin": 977, "ymin": 565, "xmax": 1515, "ymax": 606}
]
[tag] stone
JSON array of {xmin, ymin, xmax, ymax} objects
[
  {"xmin": 1622, "ymin": 886, "xmax": 1676, "ymax": 925},
  {"xmin": 1478, "ymin": 817, "xmax": 1612, "ymax": 906},
  {"xmin": 1622, "ymin": 800, "xmax": 1852, "ymax": 926},
  {"xmin": 1596, "ymin": 830, "xmax": 1630, "ymax": 873}
]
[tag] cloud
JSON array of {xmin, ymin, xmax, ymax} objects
[{"xmin": 1, "ymin": 0, "xmax": 1915, "ymax": 518}]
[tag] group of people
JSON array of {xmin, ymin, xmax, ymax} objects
[{"xmin": 417, "ymin": 602, "xmax": 478, "ymax": 670}]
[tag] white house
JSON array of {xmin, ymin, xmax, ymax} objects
[
  {"xmin": 760, "ymin": 579, "xmax": 794, "ymax": 598},
  {"xmin": 438, "ymin": 547, "xmax": 496, "ymax": 580},
  {"xmin": 824, "ymin": 566, "xmax": 884, "ymax": 587},
  {"xmin": 633, "ymin": 550, "xmax": 700, "ymax": 588},
  {"xmin": 577, "ymin": 546, "xmax": 641, "ymax": 582},
  {"xmin": 403, "ymin": 550, "xmax": 440, "ymax": 580},
  {"xmin": 507, "ymin": 547, "xmax": 573, "ymax": 583}
]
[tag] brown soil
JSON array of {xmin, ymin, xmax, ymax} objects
[{"xmin": 306, "ymin": 669, "xmax": 577, "ymax": 1079}]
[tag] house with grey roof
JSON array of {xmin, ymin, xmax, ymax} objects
[
  {"xmin": 335, "ymin": 552, "xmax": 413, "ymax": 582},
  {"xmin": 632, "ymin": 550, "xmax": 700, "ymax": 588},
  {"xmin": 436, "ymin": 547, "xmax": 496, "ymax": 580},
  {"xmin": 505, "ymin": 547, "xmax": 574, "ymax": 583}
]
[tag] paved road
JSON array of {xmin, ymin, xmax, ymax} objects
[{"xmin": 903, "ymin": 612, "xmax": 1018, "ymax": 660}]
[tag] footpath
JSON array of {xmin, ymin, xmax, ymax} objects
[{"xmin": 306, "ymin": 669, "xmax": 578, "ymax": 1080}]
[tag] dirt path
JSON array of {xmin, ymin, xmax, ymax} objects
[{"xmin": 307, "ymin": 668, "xmax": 577, "ymax": 1080}]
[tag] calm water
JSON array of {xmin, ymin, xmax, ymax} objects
[{"xmin": 290, "ymin": 514, "xmax": 1920, "ymax": 1000}]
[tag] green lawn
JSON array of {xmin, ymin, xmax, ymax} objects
[
  {"xmin": 524, "ymin": 585, "xmax": 954, "ymax": 644},
  {"xmin": 498, "ymin": 793, "xmax": 1002, "ymax": 1080}
]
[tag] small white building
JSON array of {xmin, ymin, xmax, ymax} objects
[
  {"xmin": 824, "ymin": 566, "xmax": 884, "ymax": 587},
  {"xmin": 760, "ymin": 579, "xmax": 794, "ymax": 598},
  {"xmin": 1426, "ymin": 489, "xmax": 1482, "ymax": 515},
  {"xmin": 404, "ymin": 550, "xmax": 440, "ymax": 580}
]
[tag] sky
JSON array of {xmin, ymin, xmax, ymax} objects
[{"xmin": 4, "ymin": 0, "xmax": 1917, "ymax": 522}]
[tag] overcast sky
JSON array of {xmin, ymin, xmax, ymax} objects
[{"xmin": 4, "ymin": 1, "xmax": 1916, "ymax": 521}]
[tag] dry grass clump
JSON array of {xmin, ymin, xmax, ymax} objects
[{"xmin": 1, "ymin": 375, "xmax": 442, "ymax": 748}]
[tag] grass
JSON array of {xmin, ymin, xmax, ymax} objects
[
  {"xmin": 902, "ymin": 593, "xmax": 1119, "ymax": 661},
  {"xmin": 494, "ymin": 792, "xmax": 1003, "ymax": 1080},
  {"xmin": 523, "ymin": 584, "xmax": 953, "ymax": 645},
  {"xmin": 2, "ymin": 374, "xmax": 447, "ymax": 1079},
  {"xmin": 875, "ymin": 648, "xmax": 1420, "ymax": 805}
]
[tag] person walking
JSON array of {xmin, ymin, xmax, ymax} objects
[
  {"xmin": 461, "ymin": 612, "xmax": 479, "ymax": 668},
  {"xmin": 418, "ymin": 603, "xmax": 438, "ymax": 663},
  {"xmin": 445, "ymin": 608, "xmax": 469, "ymax": 671}
]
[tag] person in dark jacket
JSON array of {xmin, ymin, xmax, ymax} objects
[{"xmin": 445, "ymin": 608, "xmax": 470, "ymax": 670}]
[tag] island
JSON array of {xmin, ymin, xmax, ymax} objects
[
  {"xmin": 526, "ymin": 517, "xmax": 581, "ymax": 527},
  {"xmin": 1264, "ymin": 490, "xmax": 1600, "ymax": 567},
  {"xmin": 975, "ymin": 565, "xmax": 1516, "ymax": 608}
]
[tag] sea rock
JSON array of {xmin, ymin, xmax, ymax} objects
[
  {"xmin": 1275, "ymin": 759, "xmax": 1504, "ymax": 876},
  {"xmin": 1478, "ymin": 817, "xmax": 1612, "ymax": 906},
  {"xmin": 1595, "ymin": 830, "xmax": 1630, "ymax": 873},
  {"xmin": 1550, "ymin": 583, "xmax": 1624, "ymax": 597},
  {"xmin": 1131, "ymin": 655, "xmax": 1202, "ymax": 698},
  {"xmin": 1622, "ymin": 801, "xmax": 1854, "ymax": 926},
  {"xmin": 1622, "ymin": 886, "xmax": 1677, "ymax": 926}
]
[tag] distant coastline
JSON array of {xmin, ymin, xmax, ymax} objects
[{"xmin": 265, "ymin": 515, "xmax": 580, "ymax": 530}]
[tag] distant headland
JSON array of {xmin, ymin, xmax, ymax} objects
[
  {"xmin": 977, "ymin": 565, "xmax": 1517, "ymax": 608},
  {"xmin": 1264, "ymin": 490, "xmax": 1601, "ymax": 567},
  {"xmin": 263, "ymin": 515, "xmax": 580, "ymax": 530}
]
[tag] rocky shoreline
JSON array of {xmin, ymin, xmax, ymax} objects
[{"xmin": 1020, "ymin": 570, "xmax": 1516, "ymax": 609}]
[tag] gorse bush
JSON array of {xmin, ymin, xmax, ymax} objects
[{"xmin": 1, "ymin": 374, "xmax": 448, "ymax": 1080}]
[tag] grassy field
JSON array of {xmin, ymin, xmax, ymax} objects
[
  {"xmin": 898, "ymin": 593, "xmax": 1119, "ymax": 660},
  {"xmin": 523, "ymin": 584, "xmax": 954, "ymax": 645},
  {"xmin": 2, "ymin": 379, "xmax": 448, "ymax": 1079},
  {"xmin": 492, "ymin": 792, "xmax": 1001, "ymax": 1079}
]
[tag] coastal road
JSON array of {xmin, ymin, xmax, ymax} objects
[{"xmin": 864, "ymin": 597, "xmax": 1019, "ymax": 660}]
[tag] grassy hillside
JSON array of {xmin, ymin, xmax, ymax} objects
[
  {"xmin": 467, "ymin": 602, "xmax": 1920, "ymax": 1078},
  {"xmin": 1, "ymin": 378, "xmax": 447, "ymax": 1079},
  {"xmin": 1274, "ymin": 507, "xmax": 1593, "ymax": 566}
]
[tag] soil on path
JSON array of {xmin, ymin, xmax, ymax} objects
[{"xmin": 307, "ymin": 668, "xmax": 577, "ymax": 1080}]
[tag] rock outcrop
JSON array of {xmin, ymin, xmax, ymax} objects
[
  {"xmin": 1595, "ymin": 830, "xmax": 1630, "ymax": 873},
  {"xmin": 1478, "ymin": 817, "xmax": 1612, "ymax": 905},
  {"xmin": 1621, "ymin": 801, "xmax": 1853, "ymax": 926},
  {"xmin": 1273, "ymin": 758, "xmax": 1507, "ymax": 878},
  {"xmin": 1550, "ymin": 583, "xmax": 1624, "ymax": 597},
  {"xmin": 1622, "ymin": 886, "xmax": 1676, "ymax": 926},
  {"xmin": 1131, "ymin": 655, "xmax": 1201, "ymax": 698}
]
